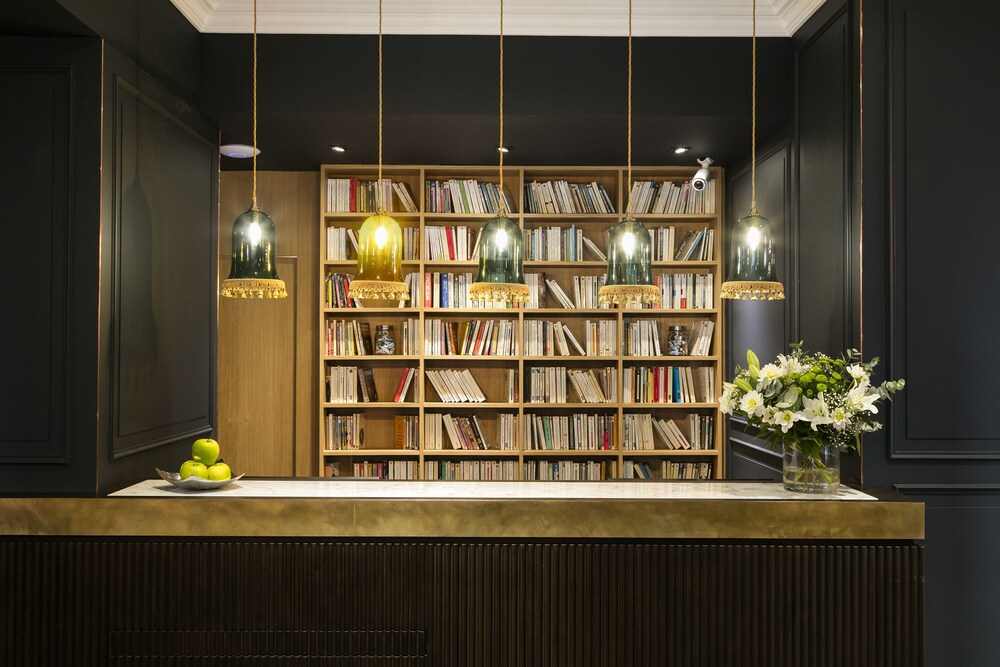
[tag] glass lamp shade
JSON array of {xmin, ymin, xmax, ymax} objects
[
  {"xmin": 348, "ymin": 212, "xmax": 410, "ymax": 300},
  {"xmin": 220, "ymin": 206, "xmax": 288, "ymax": 298},
  {"xmin": 720, "ymin": 211, "xmax": 785, "ymax": 300},
  {"xmin": 469, "ymin": 214, "xmax": 530, "ymax": 304},
  {"xmin": 598, "ymin": 217, "xmax": 659, "ymax": 306}
]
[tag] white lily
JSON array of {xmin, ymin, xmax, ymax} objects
[
  {"xmin": 778, "ymin": 354, "xmax": 806, "ymax": 375},
  {"xmin": 801, "ymin": 393, "xmax": 833, "ymax": 430},
  {"xmin": 760, "ymin": 406, "xmax": 777, "ymax": 424},
  {"xmin": 719, "ymin": 382, "xmax": 738, "ymax": 415},
  {"xmin": 846, "ymin": 384, "xmax": 880, "ymax": 414}
]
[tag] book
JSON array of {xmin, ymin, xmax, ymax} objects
[
  {"xmin": 358, "ymin": 368, "xmax": 379, "ymax": 402},
  {"xmin": 524, "ymin": 413, "xmax": 615, "ymax": 450},
  {"xmin": 582, "ymin": 235, "xmax": 607, "ymax": 260},
  {"xmin": 393, "ymin": 415, "xmax": 419, "ymax": 450},
  {"xmin": 393, "ymin": 368, "xmax": 417, "ymax": 403}
]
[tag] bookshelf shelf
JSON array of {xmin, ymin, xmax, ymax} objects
[
  {"xmin": 319, "ymin": 164, "xmax": 725, "ymax": 480},
  {"xmin": 322, "ymin": 402, "xmax": 417, "ymax": 409},
  {"xmin": 422, "ymin": 450, "xmax": 520, "ymax": 457},
  {"xmin": 322, "ymin": 449, "xmax": 420, "ymax": 456}
]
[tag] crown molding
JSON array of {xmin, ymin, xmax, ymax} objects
[{"xmin": 171, "ymin": 0, "xmax": 823, "ymax": 38}]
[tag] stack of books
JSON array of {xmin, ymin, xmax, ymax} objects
[
  {"xmin": 425, "ymin": 180, "xmax": 515, "ymax": 214},
  {"xmin": 524, "ymin": 321, "xmax": 586, "ymax": 356},
  {"xmin": 325, "ymin": 320, "xmax": 373, "ymax": 356},
  {"xmin": 424, "ymin": 460, "xmax": 518, "ymax": 480},
  {"xmin": 325, "ymin": 413, "xmax": 364, "ymax": 450},
  {"xmin": 622, "ymin": 366, "xmax": 714, "ymax": 404},
  {"xmin": 622, "ymin": 320, "xmax": 662, "ymax": 356},
  {"xmin": 424, "ymin": 413, "xmax": 491, "ymax": 450},
  {"xmin": 525, "ymin": 226, "xmax": 606, "ymax": 261},
  {"xmin": 326, "ymin": 178, "xmax": 417, "ymax": 213},
  {"xmin": 524, "ymin": 181, "xmax": 615, "ymax": 214},
  {"xmin": 528, "ymin": 367, "xmax": 616, "ymax": 403},
  {"xmin": 524, "ymin": 414, "xmax": 615, "ymax": 450},
  {"xmin": 425, "ymin": 369, "xmax": 488, "ymax": 403},
  {"xmin": 324, "ymin": 273, "xmax": 358, "ymax": 309}
]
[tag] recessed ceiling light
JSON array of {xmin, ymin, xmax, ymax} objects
[
  {"xmin": 672, "ymin": 146, "xmax": 691, "ymax": 155},
  {"xmin": 220, "ymin": 143, "xmax": 260, "ymax": 158},
  {"xmin": 496, "ymin": 146, "xmax": 511, "ymax": 153},
  {"xmin": 330, "ymin": 145, "xmax": 347, "ymax": 153}
]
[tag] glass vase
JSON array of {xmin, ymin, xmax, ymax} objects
[{"xmin": 782, "ymin": 441, "xmax": 840, "ymax": 493}]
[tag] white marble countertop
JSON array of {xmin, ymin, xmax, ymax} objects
[{"xmin": 111, "ymin": 479, "xmax": 875, "ymax": 501}]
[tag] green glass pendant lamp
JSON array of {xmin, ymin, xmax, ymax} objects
[
  {"xmin": 598, "ymin": 0, "xmax": 659, "ymax": 307},
  {"xmin": 720, "ymin": 0, "xmax": 785, "ymax": 301},
  {"xmin": 470, "ymin": 0, "xmax": 530, "ymax": 305},
  {"xmin": 348, "ymin": 0, "xmax": 410, "ymax": 301},
  {"xmin": 221, "ymin": 0, "xmax": 287, "ymax": 299}
]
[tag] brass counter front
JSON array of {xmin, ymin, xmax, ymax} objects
[{"xmin": 0, "ymin": 481, "xmax": 923, "ymax": 540}]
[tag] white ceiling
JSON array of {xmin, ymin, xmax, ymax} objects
[{"xmin": 171, "ymin": 0, "xmax": 827, "ymax": 37}]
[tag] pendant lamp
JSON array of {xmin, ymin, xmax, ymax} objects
[
  {"xmin": 221, "ymin": 0, "xmax": 287, "ymax": 299},
  {"xmin": 348, "ymin": 0, "xmax": 409, "ymax": 302},
  {"xmin": 470, "ymin": 0, "xmax": 529, "ymax": 305},
  {"xmin": 720, "ymin": 0, "xmax": 785, "ymax": 301},
  {"xmin": 598, "ymin": 0, "xmax": 658, "ymax": 307}
]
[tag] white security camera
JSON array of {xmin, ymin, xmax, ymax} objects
[{"xmin": 691, "ymin": 158, "xmax": 713, "ymax": 191}]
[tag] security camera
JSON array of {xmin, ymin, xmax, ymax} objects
[{"xmin": 691, "ymin": 158, "xmax": 713, "ymax": 191}]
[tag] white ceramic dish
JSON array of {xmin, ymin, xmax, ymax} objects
[{"xmin": 155, "ymin": 467, "xmax": 245, "ymax": 490}]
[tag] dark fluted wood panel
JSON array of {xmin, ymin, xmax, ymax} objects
[{"xmin": 0, "ymin": 540, "xmax": 922, "ymax": 665}]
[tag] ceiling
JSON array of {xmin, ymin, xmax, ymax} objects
[{"xmin": 172, "ymin": 0, "xmax": 826, "ymax": 37}]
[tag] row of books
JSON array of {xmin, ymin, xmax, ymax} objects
[
  {"xmin": 423, "ymin": 319, "xmax": 518, "ymax": 356},
  {"xmin": 622, "ymin": 366, "xmax": 714, "ymax": 404},
  {"xmin": 622, "ymin": 319, "xmax": 714, "ymax": 357},
  {"xmin": 348, "ymin": 460, "xmax": 419, "ymax": 480},
  {"xmin": 525, "ymin": 320, "xmax": 584, "ymax": 357},
  {"xmin": 326, "ymin": 366, "xmax": 416, "ymax": 403},
  {"xmin": 672, "ymin": 227, "xmax": 715, "ymax": 261},
  {"xmin": 524, "ymin": 414, "xmax": 615, "ymax": 451},
  {"xmin": 652, "ymin": 273, "xmax": 714, "ymax": 310},
  {"xmin": 527, "ymin": 367, "xmax": 617, "ymax": 404},
  {"xmin": 524, "ymin": 180, "xmax": 615, "ymax": 214},
  {"xmin": 524, "ymin": 226, "xmax": 605, "ymax": 262},
  {"xmin": 523, "ymin": 460, "xmax": 613, "ymax": 481},
  {"xmin": 324, "ymin": 273, "xmax": 358, "ymax": 309},
  {"xmin": 545, "ymin": 274, "xmax": 610, "ymax": 309},
  {"xmin": 425, "ymin": 369, "xmax": 487, "ymax": 403},
  {"xmin": 326, "ymin": 178, "xmax": 418, "ymax": 213},
  {"xmin": 326, "ymin": 226, "xmax": 418, "ymax": 262},
  {"xmin": 393, "ymin": 415, "xmax": 420, "ymax": 450},
  {"xmin": 325, "ymin": 319, "xmax": 373, "ymax": 356},
  {"xmin": 622, "ymin": 460, "xmax": 713, "ymax": 480},
  {"xmin": 621, "ymin": 413, "xmax": 714, "ymax": 451},
  {"xmin": 424, "ymin": 226, "xmax": 479, "ymax": 261},
  {"xmin": 424, "ymin": 460, "xmax": 518, "ymax": 481},
  {"xmin": 626, "ymin": 179, "xmax": 717, "ymax": 215},
  {"xmin": 424, "ymin": 413, "xmax": 518, "ymax": 451},
  {"xmin": 425, "ymin": 179, "xmax": 516, "ymax": 214},
  {"xmin": 325, "ymin": 413, "xmax": 365, "ymax": 450},
  {"xmin": 422, "ymin": 272, "xmax": 509, "ymax": 310}
]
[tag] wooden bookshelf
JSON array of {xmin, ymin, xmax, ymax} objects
[{"xmin": 319, "ymin": 165, "xmax": 725, "ymax": 480}]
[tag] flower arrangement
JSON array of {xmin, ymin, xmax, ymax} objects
[{"xmin": 720, "ymin": 344, "xmax": 904, "ymax": 487}]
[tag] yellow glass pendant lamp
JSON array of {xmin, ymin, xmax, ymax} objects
[{"xmin": 348, "ymin": 0, "xmax": 409, "ymax": 302}]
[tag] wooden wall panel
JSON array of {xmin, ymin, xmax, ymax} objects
[{"xmin": 219, "ymin": 171, "xmax": 318, "ymax": 476}]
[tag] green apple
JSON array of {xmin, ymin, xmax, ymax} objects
[
  {"xmin": 179, "ymin": 460, "xmax": 208, "ymax": 479},
  {"xmin": 207, "ymin": 462, "xmax": 232, "ymax": 481},
  {"xmin": 191, "ymin": 438, "xmax": 220, "ymax": 466}
]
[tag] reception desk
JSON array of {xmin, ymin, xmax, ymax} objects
[{"xmin": 0, "ymin": 481, "xmax": 923, "ymax": 665}]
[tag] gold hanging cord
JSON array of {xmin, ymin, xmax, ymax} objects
[
  {"xmin": 497, "ymin": 0, "xmax": 506, "ymax": 214},
  {"xmin": 625, "ymin": 0, "xmax": 632, "ymax": 216},
  {"xmin": 750, "ymin": 0, "xmax": 758, "ymax": 216},
  {"xmin": 377, "ymin": 0, "xmax": 385, "ymax": 212},
  {"xmin": 252, "ymin": 0, "xmax": 258, "ymax": 209}
]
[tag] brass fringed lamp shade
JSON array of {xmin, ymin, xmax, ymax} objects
[
  {"xmin": 598, "ymin": 217, "xmax": 659, "ymax": 306},
  {"xmin": 220, "ymin": 207, "xmax": 288, "ymax": 298},
  {"xmin": 470, "ymin": 213, "xmax": 529, "ymax": 304},
  {"xmin": 347, "ymin": 211, "xmax": 409, "ymax": 300},
  {"xmin": 720, "ymin": 211, "xmax": 785, "ymax": 300}
]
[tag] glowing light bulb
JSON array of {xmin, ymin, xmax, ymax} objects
[
  {"xmin": 495, "ymin": 228, "xmax": 508, "ymax": 251},
  {"xmin": 746, "ymin": 226, "xmax": 761, "ymax": 251},
  {"xmin": 622, "ymin": 231, "xmax": 636, "ymax": 257},
  {"xmin": 248, "ymin": 221, "xmax": 262, "ymax": 246},
  {"xmin": 375, "ymin": 225, "xmax": 388, "ymax": 248}
]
